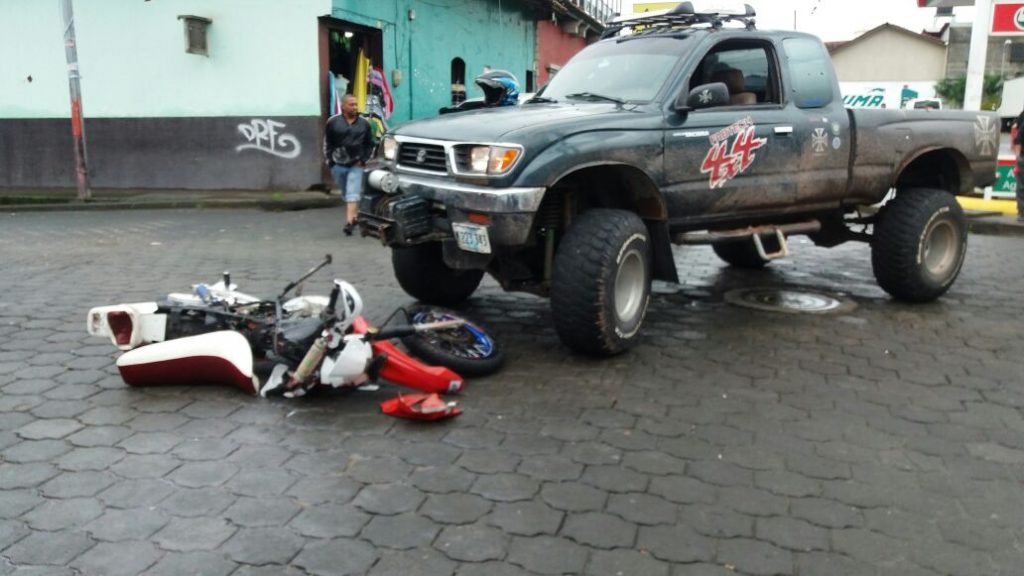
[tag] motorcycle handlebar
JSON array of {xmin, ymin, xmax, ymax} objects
[{"xmin": 277, "ymin": 254, "xmax": 333, "ymax": 300}]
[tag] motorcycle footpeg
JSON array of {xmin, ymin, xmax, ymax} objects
[{"xmin": 259, "ymin": 364, "xmax": 291, "ymax": 398}]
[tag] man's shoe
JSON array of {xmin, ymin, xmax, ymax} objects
[{"xmin": 343, "ymin": 222, "xmax": 354, "ymax": 236}]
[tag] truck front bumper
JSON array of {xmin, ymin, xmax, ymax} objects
[{"xmin": 360, "ymin": 170, "xmax": 544, "ymax": 248}]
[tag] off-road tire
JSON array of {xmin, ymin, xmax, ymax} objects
[
  {"xmin": 551, "ymin": 209, "xmax": 652, "ymax": 356},
  {"xmin": 392, "ymin": 243, "xmax": 484, "ymax": 306},
  {"xmin": 871, "ymin": 188, "xmax": 967, "ymax": 302},
  {"xmin": 712, "ymin": 239, "xmax": 770, "ymax": 269}
]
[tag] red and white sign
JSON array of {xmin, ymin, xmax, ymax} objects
[{"xmin": 992, "ymin": 2, "xmax": 1024, "ymax": 35}]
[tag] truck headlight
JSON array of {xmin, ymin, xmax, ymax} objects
[
  {"xmin": 462, "ymin": 145, "xmax": 522, "ymax": 175},
  {"xmin": 470, "ymin": 146, "xmax": 490, "ymax": 172},
  {"xmin": 382, "ymin": 136, "xmax": 397, "ymax": 161}
]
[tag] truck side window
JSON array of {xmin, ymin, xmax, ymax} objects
[
  {"xmin": 783, "ymin": 37, "xmax": 833, "ymax": 109},
  {"xmin": 692, "ymin": 42, "xmax": 780, "ymax": 106}
]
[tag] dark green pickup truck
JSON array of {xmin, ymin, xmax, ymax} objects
[{"xmin": 360, "ymin": 3, "xmax": 998, "ymax": 356}]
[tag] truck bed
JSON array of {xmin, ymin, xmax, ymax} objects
[{"xmin": 847, "ymin": 109, "xmax": 998, "ymax": 205}]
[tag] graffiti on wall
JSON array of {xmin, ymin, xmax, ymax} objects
[{"xmin": 236, "ymin": 119, "xmax": 301, "ymax": 159}]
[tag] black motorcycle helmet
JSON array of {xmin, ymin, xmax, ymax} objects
[{"xmin": 475, "ymin": 69, "xmax": 520, "ymax": 107}]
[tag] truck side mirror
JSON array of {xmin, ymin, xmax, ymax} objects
[{"xmin": 676, "ymin": 82, "xmax": 730, "ymax": 112}]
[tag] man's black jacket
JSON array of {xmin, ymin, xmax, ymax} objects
[{"xmin": 324, "ymin": 114, "xmax": 373, "ymax": 167}]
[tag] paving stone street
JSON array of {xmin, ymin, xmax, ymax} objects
[{"xmin": 0, "ymin": 207, "xmax": 1022, "ymax": 575}]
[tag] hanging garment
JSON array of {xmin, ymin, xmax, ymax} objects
[
  {"xmin": 368, "ymin": 66, "xmax": 394, "ymax": 119},
  {"xmin": 354, "ymin": 49, "xmax": 370, "ymax": 112},
  {"xmin": 328, "ymin": 73, "xmax": 348, "ymax": 116}
]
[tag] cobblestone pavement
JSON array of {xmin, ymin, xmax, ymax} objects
[{"xmin": 1, "ymin": 208, "xmax": 1022, "ymax": 576}]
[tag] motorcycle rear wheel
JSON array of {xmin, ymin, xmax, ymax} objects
[{"xmin": 401, "ymin": 305, "xmax": 504, "ymax": 377}]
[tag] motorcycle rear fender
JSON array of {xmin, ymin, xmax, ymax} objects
[
  {"xmin": 115, "ymin": 330, "xmax": 259, "ymax": 395},
  {"xmin": 86, "ymin": 303, "xmax": 166, "ymax": 350}
]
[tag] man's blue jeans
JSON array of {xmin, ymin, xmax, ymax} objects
[{"xmin": 331, "ymin": 164, "xmax": 364, "ymax": 202}]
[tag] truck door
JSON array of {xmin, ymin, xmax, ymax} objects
[
  {"xmin": 663, "ymin": 38, "xmax": 800, "ymax": 223},
  {"xmin": 779, "ymin": 36, "xmax": 851, "ymax": 208}
]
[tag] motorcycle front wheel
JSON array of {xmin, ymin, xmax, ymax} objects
[{"xmin": 401, "ymin": 305, "xmax": 504, "ymax": 377}]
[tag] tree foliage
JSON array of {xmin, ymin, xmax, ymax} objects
[{"xmin": 934, "ymin": 74, "xmax": 1004, "ymax": 110}]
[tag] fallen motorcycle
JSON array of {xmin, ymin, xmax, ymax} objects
[{"xmin": 86, "ymin": 255, "xmax": 503, "ymax": 398}]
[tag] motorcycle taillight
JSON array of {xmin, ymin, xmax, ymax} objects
[{"xmin": 106, "ymin": 311, "xmax": 134, "ymax": 347}]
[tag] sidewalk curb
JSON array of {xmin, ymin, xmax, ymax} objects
[
  {"xmin": 2, "ymin": 197, "xmax": 340, "ymax": 213},
  {"xmin": 4, "ymin": 196, "xmax": 1023, "ymax": 238},
  {"xmin": 967, "ymin": 217, "xmax": 1024, "ymax": 237}
]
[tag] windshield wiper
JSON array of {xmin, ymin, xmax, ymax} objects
[
  {"xmin": 564, "ymin": 92, "xmax": 626, "ymax": 105},
  {"xmin": 524, "ymin": 96, "xmax": 557, "ymax": 104}
]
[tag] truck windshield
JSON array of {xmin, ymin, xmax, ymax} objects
[{"xmin": 539, "ymin": 37, "xmax": 690, "ymax": 103}]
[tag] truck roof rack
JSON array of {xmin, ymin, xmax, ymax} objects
[{"xmin": 601, "ymin": 1, "xmax": 756, "ymax": 40}]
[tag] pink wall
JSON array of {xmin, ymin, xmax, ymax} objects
[{"xmin": 537, "ymin": 20, "xmax": 588, "ymax": 88}]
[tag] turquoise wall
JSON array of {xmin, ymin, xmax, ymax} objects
[
  {"xmin": 332, "ymin": 0, "xmax": 536, "ymax": 123},
  {"xmin": 0, "ymin": 0, "xmax": 329, "ymax": 118}
]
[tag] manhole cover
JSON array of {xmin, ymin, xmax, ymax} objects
[{"xmin": 724, "ymin": 287, "xmax": 856, "ymax": 314}]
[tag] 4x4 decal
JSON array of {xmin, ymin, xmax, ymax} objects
[{"xmin": 700, "ymin": 116, "xmax": 767, "ymax": 189}]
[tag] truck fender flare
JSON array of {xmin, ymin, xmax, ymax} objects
[
  {"xmin": 547, "ymin": 161, "xmax": 669, "ymax": 221},
  {"xmin": 547, "ymin": 161, "xmax": 677, "ymax": 283},
  {"xmin": 893, "ymin": 146, "xmax": 971, "ymax": 195}
]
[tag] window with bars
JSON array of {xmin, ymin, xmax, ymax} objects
[{"xmin": 178, "ymin": 15, "xmax": 212, "ymax": 56}]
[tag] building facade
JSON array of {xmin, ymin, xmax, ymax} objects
[
  {"xmin": 533, "ymin": 0, "xmax": 620, "ymax": 87},
  {"xmin": 329, "ymin": 0, "xmax": 536, "ymax": 119},
  {"xmin": 943, "ymin": 23, "xmax": 1024, "ymax": 79},
  {"xmin": 1, "ymin": 0, "xmax": 604, "ymax": 191},
  {"xmin": 1, "ymin": 0, "xmax": 330, "ymax": 190},
  {"xmin": 828, "ymin": 23, "xmax": 947, "ymax": 109}
]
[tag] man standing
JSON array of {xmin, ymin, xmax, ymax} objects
[{"xmin": 325, "ymin": 94, "xmax": 374, "ymax": 235}]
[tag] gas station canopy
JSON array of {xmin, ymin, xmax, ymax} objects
[{"xmin": 916, "ymin": 0, "xmax": 975, "ymax": 6}]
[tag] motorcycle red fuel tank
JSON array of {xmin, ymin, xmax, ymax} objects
[{"xmin": 116, "ymin": 331, "xmax": 259, "ymax": 395}]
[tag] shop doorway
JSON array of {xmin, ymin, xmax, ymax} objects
[{"xmin": 317, "ymin": 17, "xmax": 385, "ymax": 185}]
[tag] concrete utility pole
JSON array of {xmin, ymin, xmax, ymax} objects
[
  {"xmin": 60, "ymin": 0, "xmax": 91, "ymax": 201},
  {"xmin": 1002, "ymin": 38, "xmax": 1011, "ymax": 78},
  {"xmin": 964, "ymin": 0, "xmax": 993, "ymax": 111}
]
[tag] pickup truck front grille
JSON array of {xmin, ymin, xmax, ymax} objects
[
  {"xmin": 398, "ymin": 143, "xmax": 447, "ymax": 173},
  {"xmin": 454, "ymin": 148, "xmax": 472, "ymax": 173}
]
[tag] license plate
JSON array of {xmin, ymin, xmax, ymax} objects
[{"xmin": 452, "ymin": 222, "xmax": 492, "ymax": 254}]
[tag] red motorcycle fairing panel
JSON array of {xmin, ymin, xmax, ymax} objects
[
  {"xmin": 116, "ymin": 331, "xmax": 259, "ymax": 395},
  {"xmin": 380, "ymin": 393, "xmax": 462, "ymax": 421},
  {"xmin": 350, "ymin": 317, "xmax": 464, "ymax": 394}
]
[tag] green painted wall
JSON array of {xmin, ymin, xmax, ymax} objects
[
  {"xmin": 332, "ymin": 0, "xmax": 536, "ymax": 123},
  {"xmin": 0, "ymin": 0, "xmax": 329, "ymax": 118}
]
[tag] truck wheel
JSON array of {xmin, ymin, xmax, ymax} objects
[
  {"xmin": 392, "ymin": 243, "xmax": 484, "ymax": 306},
  {"xmin": 871, "ymin": 188, "xmax": 967, "ymax": 302},
  {"xmin": 551, "ymin": 209, "xmax": 651, "ymax": 356},
  {"xmin": 712, "ymin": 239, "xmax": 769, "ymax": 269}
]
